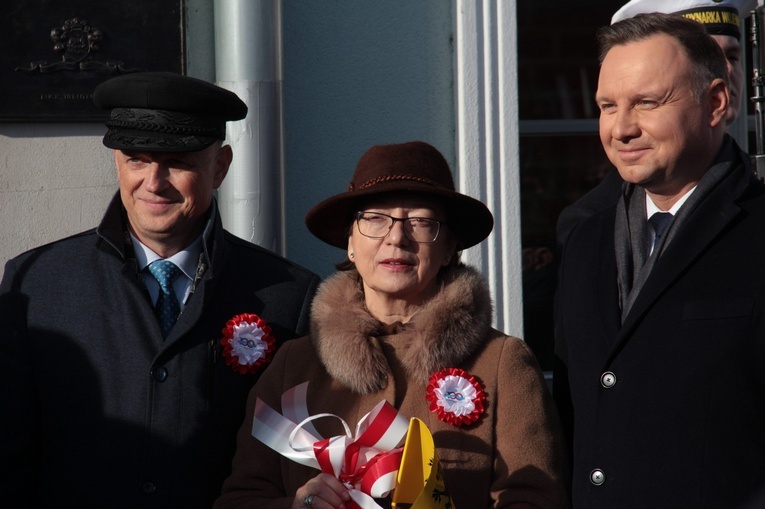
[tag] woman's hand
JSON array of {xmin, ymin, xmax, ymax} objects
[{"xmin": 292, "ymin": 473, "xmax": 352, "ymax": 509}]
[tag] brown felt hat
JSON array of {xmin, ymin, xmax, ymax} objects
[{"xmin": 305, "ymin": 141, "xmax": 494, "ymax": 250}]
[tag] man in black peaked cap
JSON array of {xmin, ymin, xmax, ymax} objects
[{"xmin": 0, "ymin": 72, "xmax": 319, "ymax": 508}]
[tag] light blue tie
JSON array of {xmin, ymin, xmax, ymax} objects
[{"xmin": 147, "ymin": 260, "xmax": 182, "ymax": 338}]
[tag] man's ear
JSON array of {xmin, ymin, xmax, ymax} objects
[
  {"xmin": 213, "ymin": 144, "xmax": 233, "ymax": 189},
  {"xmin": 708, "ymin": 78, "xmax": 729, "ymax": 128}
]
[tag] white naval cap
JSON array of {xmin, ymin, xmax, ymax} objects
[{"xmin": 612, "ymin": 0, "xmax": 758, "ymax": 38}]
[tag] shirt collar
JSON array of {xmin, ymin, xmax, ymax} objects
[
  {"xmin": 645, "ymin": 185, "xmax": 697, "ymax": 218},
  {"xmin": 130, "ymin": 233, "xmax": 203, "ymax": 282}
]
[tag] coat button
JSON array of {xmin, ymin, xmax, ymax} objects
[
  {"xmin": 590, "ymin": 469, "xmax": 606, "ymax": 486},
  {"xmin": 600, "ymin": 371, "xmax": 616, "ymax": 388},
  {"xmin": 142, "ymin": 481, "xmax": 157, "ymax": 495},
  {"xmin": 151, "ymin": 366, "xmax": 168, "ymax": 382}
]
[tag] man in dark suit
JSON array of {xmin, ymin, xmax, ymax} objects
[
  {"xmin": 556, "ymin": 0, "xmax": 756, "ymax": 248},
  {"xmin": 0, "ymin": 72, "xmax": 319, "ymax": 508},
  {"xmin": 555, "ymin": 13, "xmax": 765, "ymax": 509}
]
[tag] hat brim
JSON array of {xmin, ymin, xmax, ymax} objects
[
  {"xmin": 103, "ymin": 128, "xmax": 218, "ymax": 152},
  {"xmin": 305, "ymin": 182, "xmax": 494, "ymax": 250}
]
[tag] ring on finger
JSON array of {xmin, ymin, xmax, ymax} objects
[{"xmin": 302, "ymin": 494, "xmax": 316, "ymax": 508}]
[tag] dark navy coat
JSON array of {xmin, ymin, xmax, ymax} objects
[
  {"xmin": 555, "ymin": 142, "xmax": 765, "ymax": 509},
  {"xmin": 0, "ymin": 194, "xmax": 319, "ymax": 508}
]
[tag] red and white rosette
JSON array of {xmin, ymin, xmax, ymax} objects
[
  {"xmin": 252, "ymin": 382, "xmax": 409, "ymax": 509},
  {"xmin": 219, "ymin": 313, "xmax": 275, "ymax": 374},
  {"xmin": 426, "ymin": 367, "xmax": 486, "ymax": 427}
]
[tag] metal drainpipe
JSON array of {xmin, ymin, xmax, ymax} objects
[{"xmin": 213, "ymin": 0, "xmax": 285, "ymax": 255}]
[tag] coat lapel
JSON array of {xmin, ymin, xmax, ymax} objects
[
  {"xmin": 612, "ymin": 163, "xmax": 751, "ymax": 356},
  {"xmin": 163, "ymin": 207, "xmax": 222, "ymax": 346}
]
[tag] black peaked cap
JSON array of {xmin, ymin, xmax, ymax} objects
[{"xmin": 93, "ymin": 72, "xmax": 248, "ymax": 152}]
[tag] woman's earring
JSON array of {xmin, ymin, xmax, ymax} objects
[{"xmin": 350, "ymin": 253, "xmax": 355, "ymax": 259}]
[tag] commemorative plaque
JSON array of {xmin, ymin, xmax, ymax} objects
[{"xmin": 0, "ymin": 0, "xmax": 185, "ymax": 121}]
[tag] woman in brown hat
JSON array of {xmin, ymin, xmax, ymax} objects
[{"xmin": 216, "ymin": 141, "xmax": 569, "ymax": 509}]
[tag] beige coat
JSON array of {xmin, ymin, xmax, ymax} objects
[{"xmin": 217, "ymin": 266, "xmax": 569, "ymax": 508}]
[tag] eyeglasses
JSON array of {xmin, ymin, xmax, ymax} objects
[{"xmin": 355, "ymin": 211, "xmax": 443, "ymax": 243}]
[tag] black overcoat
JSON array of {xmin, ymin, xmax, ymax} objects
[
  {"xmin": 555, "ymin": 141, "xmax": 765, "ymax": 509},
  {"xmin": 0, "ymin": 194, "xmax": 320, "ymax": 508}
]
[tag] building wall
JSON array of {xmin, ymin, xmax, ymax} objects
[
  {"xmin": 0, "ymin": 123, "xmax": 113, "ymax": 273},
  {"xmin": 281, "ymin": 1, "xmax": 455, "ymax": 277}
]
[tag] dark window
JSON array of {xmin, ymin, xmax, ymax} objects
[{"xmin": 517, "ymin": 1, "xmax": 620, "ymax": 370}]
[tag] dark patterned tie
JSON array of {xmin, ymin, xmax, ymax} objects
[
  {"xmin": 147, "ymin": 260, "xmax": 182, "ymax": 338},
  {"xmin": 648, "ymin": 212, "xmax": 673, "ymax": 252}
]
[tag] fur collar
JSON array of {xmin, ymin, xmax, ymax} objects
[{"xmin": 310, "ymin": 265, "xmax": 493, "ymax": 394}]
